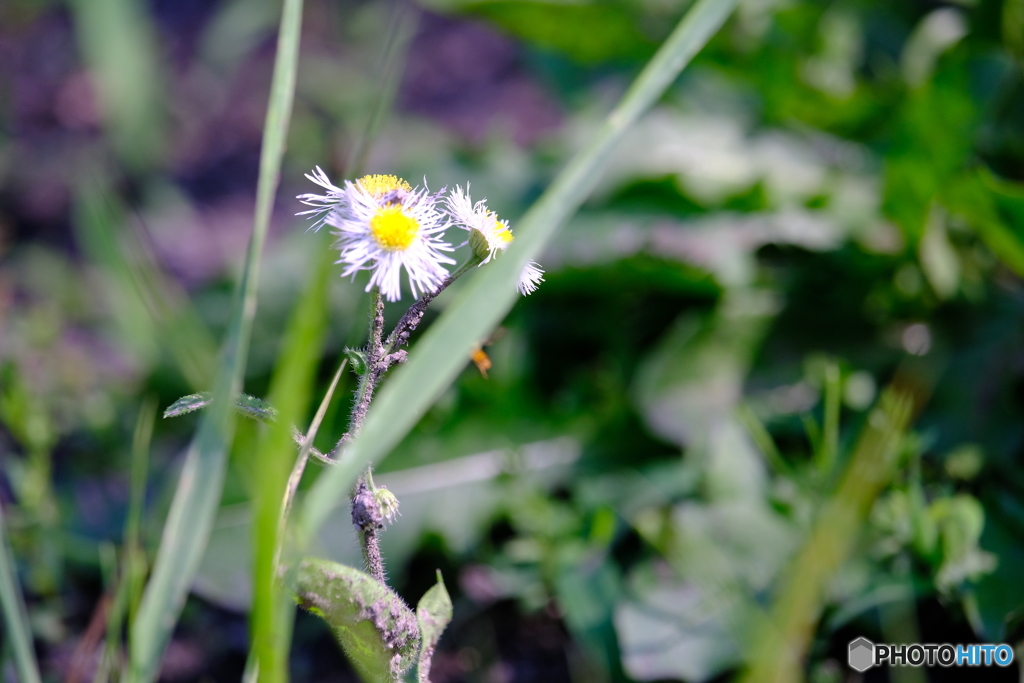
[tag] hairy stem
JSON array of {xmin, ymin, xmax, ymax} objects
[
  {"xmin": 344, "ymin": 265, "xmax": 477, "ymax": 585},
  {"xmin": 384, "ymin": 258, "xmax": 479, "ymax": 355},
  {"xmin": 347, "ymin": 290, "xmax": 387, "ymax": 439}
]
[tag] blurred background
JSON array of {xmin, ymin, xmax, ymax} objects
[{"xmin": 2, "ymin": 0, "xmax": 1024, "ymax": 681}]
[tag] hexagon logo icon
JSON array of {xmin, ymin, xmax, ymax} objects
[{"xmin": 848, "ymin": 637, "xmax": 875, "ymax": 672}]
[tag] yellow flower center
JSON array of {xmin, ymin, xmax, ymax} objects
[
  {"xmin": 358, "ymin": 174, "xmax": 412, "ymax": 197},
  {"xmin": 488, "ymin": 212, "xmax": 513, "ymax": 246},
  {"xmin": 370, "ymin": 206, "xmax": 419, "ymax": 251},
  {"xmin": 493, "ymin": 222, "xmax": 514, "ymax": 245}
]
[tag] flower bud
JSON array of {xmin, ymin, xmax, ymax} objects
[{"xmin": 374, "ymin": 487, "xmax": 400, "ymax": 526}]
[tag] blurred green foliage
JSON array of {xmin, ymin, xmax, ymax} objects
[{"xmin": 2, "ymin": 0, "xmax": 1024, "ymax": 681}]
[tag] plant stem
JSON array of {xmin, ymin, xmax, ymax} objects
[
  {"xmin": 345, "ymin": 260, "xmax": 479, "ymax": 449},
  {"xmin": 277, "ymin": 358, "xmax": 349, "ymax": 570},
  {"xmin": 344, "ymin": 262, "xmax": 478, "ymax": 585},
  {"xmin": 347, "ymin": 290, "xmax": 387, "ymax": 439},
  {"xmin": 384, "ymin": 258, "xmax": 480, "ymax": 355}
]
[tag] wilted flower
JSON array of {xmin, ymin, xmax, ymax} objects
[{"xmin": 298, "ymin": 170, "xmax": 454, "ymax": 301}]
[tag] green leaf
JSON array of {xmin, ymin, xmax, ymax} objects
[
  {"xmin": 296, "ymin": 558, "xmax": 420, "ymax": 683},
  {"xmin": 163, "ymin": 392, "xmax": 279, "ymax": 423},
  {"xmin": 464, "ymin": 1, "xmax": 656, "ymax": 64},
  {"xmin": 416, "ymin": 571, "xmax": 453, "ymax": 683},
  {"xmin": 162, "ymin": 392, "xmax": 213, "ymax": 418},
  {"xmin": 250, "ymin": 233, "xmax": 334, "ymax": 683},
  {"xmin": 299, "ymin": 0, "xmax": 741, "ymax": 547},
  {"xmin": 128, "ymin": 0, "xmax": 305, "ymax": 678},
  {"xmin": 346, "ymin": 348, "xmax": 370, "ymax": 376},
  {"xmin": 948, "ymin": 169, "xmax": 1024, "ymax": 278},
  {"xmin": 0, "ymin": 505, "xmax": 42, "ymax": 683}
]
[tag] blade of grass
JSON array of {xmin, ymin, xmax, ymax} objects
[
  {"xmin": 126, "ymin": 397, "xmax": 156, "ymax": 629},
  {"xmin": 95, "ymin": 399, "xmax": 157, "ymax": 682},
  {"xmin": 128, "ymin": 0, "xmax": 305, "ymax": 678},
  {"xmin": 0, "ymin": 502, "xmax": 42, "ymax": 683},
  {"xmin": 68, "ymin": 0, "xmax": 165, "ymax": 170},
  {"xmin": 252, "ymin": 355, "xmax": 347, "ymax": 683},
  {"xmin": 734, "ymin": 403, "xmax": 790, "ymax": 475},
  {"xmin": 73, "ymin": 182, "xmax": 217, "ymax": 391},
  {"xmin": 346, "ymin": 0, "xmax": 419, "ymax": 175},
  {"xmin": 298, "ymin": 0, "xmax": 741, "ymax": 542},
  {"xmin": 251, "ymin": 0, "xmax": 414, "ymax": 670},
  {"xmin": 251, "ymin": 231, "xmax": 333, "ymax": 683}
]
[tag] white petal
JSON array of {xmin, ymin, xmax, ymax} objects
[{"xmin": 517, "ymin": 260, "xmax": 544, "ymax": 295}]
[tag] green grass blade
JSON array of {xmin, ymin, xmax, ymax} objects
[
  {"xmin": 346, "ymin": 1, "xmax": 419, "ymax": 175},
  {"xmin": 126, "ymin": 398, "xmax": 156, "ymax": 630},
  {"xmin": 73, "ymin": 181, "xmax": 218, "ymax": 390},
  {"xmin": 68, "ymin": 0, "xmax": 165, "ymax": 169},
  {"xmin": 127, "ymin": 0, "xmax": 305, "ymax": 678},
  {"xmin": 0, "ymin": 503, "xmax": 42, "ymax": 683},
  {"xmin": 251, "ymin": 233, "xmax": 333, "ymax": 683},
  {"xmin": 298, "ymin": 0, "xmax": 740, "ymax": 541}
]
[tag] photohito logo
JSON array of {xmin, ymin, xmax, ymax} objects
[
  {"xmin": 848, "ymin": 638, "xmax": 1015, "ymax": 671},
  {"xmin": 848, "ymin": 637, "xmax": 874, "ymax": 672}
]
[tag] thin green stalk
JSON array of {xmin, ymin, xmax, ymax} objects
[
  {"xmin": 818, "ymin": 361, "xmax": 841, "ymax": 475},
  {"xmin": 346, "ymin": 0, "xmax": 419, "ymax": 175},
  {"xmin": 298, "ymin": 0, "xmax": 741, "ymax": 542},
  {"xmin": 0, "ymin": 503, "xmax": 41, "ymax": 683},
  {"xmin": 128, "ymin": 0, "xmax": 305, "ymax": 678},
  {"xmin": 278, "ymin": 357, "xmax": 348, "ymax": 568},
  {"xmin": 739, "ymin": 388, "xmax": 916, "ymax": 683},
  {"xmin": 126, "ymin": 397, "xmax": 156, "ymax": 628},
  {"xmin": 735, "ymin": 403, "xmax": 790, "ymax": 475}
]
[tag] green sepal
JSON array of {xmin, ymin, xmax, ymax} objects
[{"xmin": 345, "ymin": 348, "xmax": 369, "ymax": 376}]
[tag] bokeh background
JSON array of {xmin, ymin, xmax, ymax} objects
[{"xmin": 2, "ymin": 0, "xmax": 1024, "ymax": 681}]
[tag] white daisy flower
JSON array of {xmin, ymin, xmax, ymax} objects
[
  {"xmin": 300, "ymin": 170, "xmax": 454, "ymax": 302},
  {"xmin": 517, "ymin": 260, "xmax": 545, "ymax": 296},
  {"xmin": 446, "ymin": 185, "xmax": 514, "ymax": 264},
  {"xmin": 296, "ymin": 166, "xmax": 348, "ymax": 231}
]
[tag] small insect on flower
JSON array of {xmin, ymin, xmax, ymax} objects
[
  {"xmin": 446, "ymin": 185, "xmax": 514, "ymax": 264},
  {"xmin": 517, "ymin": 260, "xmax": 545, "ymax": 296},
  {"xmin": 298, "ymin": 170, "xmax": 455, "ymax": 302}
]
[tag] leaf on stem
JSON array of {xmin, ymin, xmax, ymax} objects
[
  {"xmin": 296, "ymin": 558, "xmax": 420, "ymax": 683},
  {"xmin": 163, "ymin": 392, "xmax": 279, "ymax": 423},
  {"xmin": 415, "ymin": 571, "xmax": 453, "ymax": 683}
]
